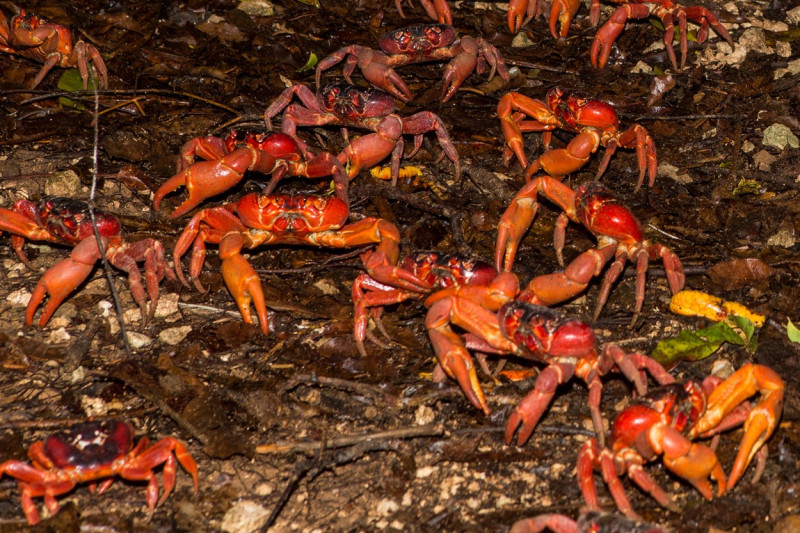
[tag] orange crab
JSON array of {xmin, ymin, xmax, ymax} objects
[
  {"xmin": 0, "ymin": 8, "xmax": 107, "ymax": 89},
  {"xmin": 578, "ymin": 364, "xmax": 784, "ymax": 518},
  {"xmin": 0, "ymin": 420, "xmax": 198, "ymax": 525},
  {"xmin": 498, "ymin": 88, "xmax": 657, "ymax": 191}
]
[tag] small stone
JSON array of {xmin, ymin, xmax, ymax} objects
[
  {"xmin": 45, "ymin": 170, "xmax": 81, "ymax": 197},
  {"xmin": 313, "ymin": 278, "xmax": 339, "ymax": 295},
  {"xmin": 711, "ymin": 359, "xmax": 735, "ymax": 380},
  {"xmin": 414, "ymin": 405, "xmax": 435, "ymax": 425},
  {"xmin": 376, "ymin": 499, "xmax": 399, "ymax": 516},
  {"xmin": 416, "ymin": 466, "xmax": 435, "ymax": 478},
  {"xmin": 125, "ymin": 331, "xmax": 152, "ymax": 348},
  {"xmin": 511, "ymin": 32, "xmax": 535, "ymax": 48},
  {"xmin": 741, "ymin": 140, "xmax": 755, "ymax": 153},
  {"xmin": 630, "ymin": 61, "xmax": 651, "ymax": 74},
  {"xmin": 6, "ymin": 288, "xmax": 31, "ymax": 306},
  {"xmin": 47, "ymin": 327, "xmax": 71, "ymax": 343},
  {"xmin": 658, "ymin": 162, "xmax": 693, "ymax": 184},
  {"xmin": 237, "ymin": 0, "xmax": 275, "ymax": 16},
  {"xmin": 221, "ymin": 501, "xmax": 270, "ymax": 533},
  {"xmin": 789, "ymin": 6, "xmax": 800, "ymax": 24},
  {"xmin": 767, "ymin": 221, "xmax": 795, "ymax": 248},
  {"xmin": 158, "ymin": 326, "xmax": 192, "ymax": 345},
  {"xmin": 154, "ymin": 292, "xmax": 180, "ymax": 318},
  {"xmin": 763, "ymin": 124, "xmax": 799, "ymax": 150}
]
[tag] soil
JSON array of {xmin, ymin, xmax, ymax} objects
[{"xmin": 0, "ymin": 0, "xmax": 799, "ymax": 532}]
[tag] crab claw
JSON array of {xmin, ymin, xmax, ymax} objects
[
  {"xmin": 218, "ymin": 231, "xmax": 270, "ymax": 335},
  {"xmin": 506, "ymin": 362, "xmax": 575, "ymax": 446},
  {"xmin": 548, "ymin": 0, "xmax": 582, "ymax": 38},
  {"xmin": 25, "ymin": 237, "xmax": 103, "ymax": 328}
]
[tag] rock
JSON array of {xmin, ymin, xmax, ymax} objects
[
  {"xmin": 221, "ymin": 501, "xmax": 270, "ymax": 533},
  {"xmin": 237, "ymin": 0, "xmax": 275, "ymax": 16},
  {"xmin": 159, "ymin": 326, "xmax": 192, "ymax": 345},
  {"xmin": 45, "ymin": 170, "xmax": 82, "ymax": 197},
  {"xmin": 763, "ymin": 124, "xmax": 799, "ymax": 150}
]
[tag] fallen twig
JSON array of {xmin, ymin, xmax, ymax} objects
[{"xmin": 255, "ymin": 423, "xmax": 445, "ymax": 455}]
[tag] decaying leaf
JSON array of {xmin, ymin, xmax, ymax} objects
[
  {"xmin": 651, "ymin": 315, "xmax": 758, "ymax": 366},
  {"xmin": 706, "ymin": 258, "xmax": 773, "ymax": 289}
]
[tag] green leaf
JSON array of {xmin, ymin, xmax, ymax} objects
[
  {"xmin": 296, "ymin": 53, "xmax": 318, "ymax": 73},
  {"xmin": 651, "ymin": 318, "xmax": 757, "ymax": 365},
  {"xmin": 57, "ymin": 69, "xmax": 98, "ymax": 110},
  {"xmin": 787, "ymin": 319, "xmax": 800, "ymax": 344},
  {"xmin": 732, "ymin": 178, "xmax": 761, "ymax": 196}
]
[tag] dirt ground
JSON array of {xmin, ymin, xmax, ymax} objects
[{"xmin": 0, "ymin": 0, "xmax": 799, "ymax": 531}]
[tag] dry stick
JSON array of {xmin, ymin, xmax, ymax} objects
[
  {"xmin": 0, "ymin": 407, "xmax": 158, "ymax": 430},
  {"xmin": 256, "ymin": 424, "xmax": 445, "ymax": 455},
  {"xmin": 281, "ymin": 373, "xmax": 397, "ymax": 407},
  {"xmin": 86, "ymin": 81, "xmax": 133, "ymax": 358}
]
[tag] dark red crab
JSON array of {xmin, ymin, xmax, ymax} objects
[
  {"xmin": 589, "ymin": 0, "xmax": 733, "ymax": 70},
  {"xmin": 0, "ymin": 8, "xmax": 107, "ymax": 89},
  {"xmin": 153, "ymin": 130, "xmax": 348, "ymax": 219},
  {"xmin": 510, "ymin": 509, "xmax": 670, "ymax": 533},
  {"xmin": 0, "ymin": 420, "xmax": 198, "ymax": 525},
  {"xmin": 316, "ymin": 24, "xmax": 508, "ymax": 103},
  {"xmin": 425, "ymin": 276, "xmax": 674, "ymax": 447},
  {"xmin": 495, "ymin": 179, "xmax": 685, "ymax": 321},
  {"xmin": 0, "ymin": 197, "xmax": 174, "ymax": 326},
  {"xmin": 265, "ymin": 83, "xmax": 460, "ymax": 184}
]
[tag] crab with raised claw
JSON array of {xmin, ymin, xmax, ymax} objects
[
  {"xmin": 0, "ymin": 197, "xmax": 175, "ymax": 327},
  {"xmin": 0, "ymin": 8, "xmax": 107, "ymax": 89},
  {"xmin": 153, "ymin": 130, "xmax": 349, "ymax": 219},
  {"xmin": 498, "ymin": 88, "xmax": 657, "ymax": 191},
  {"xmin": 0, "ymin": 420, "xmax": 198, "ymax": 525},
  {"xmin": 172, "ymin": 187, "xmax": 432, "ymax": 334},
  {"xmin": 264, "ymin": 83, "xmax": 460, "ymax": 184},
  {"xmin": 352, "ymin": 251, "xmax": 496, "ymax": 355},
  {"xmin": 510, "ymin": 509, "xmax": 671, "ymax": 533},
  {"xmin": 578, "ymin": 363, "xmax": 784, "ymax": 518},
  {"xmin": 316, "ymin": 24, "xmax": 509, "ymax": 103},
  {"xmin": 425, "ymin": 272, "xmax": 674, "ymax": 447},
  {"xmin": 496, "ymin": 178, "xmax": 685, "ymax": 320},
  {"xmin": 589, "ymin": 0, "xmax": 733, "ymax": 70}
]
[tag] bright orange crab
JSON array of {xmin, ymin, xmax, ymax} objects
[
  {"xmin": 0, "ymin": 197, "xmax": 174, "ymax": 327},
  {"xmin": 496, "ymin": 178, "xmax": 684, "ymax": 320},
  {"xmin": 498, "ymin": 88, "xmax": 657, "ymax": 191},
  {"xmin": 578, "ymin": 363, "xmax": 784, "ymax": 518},
  {"xmin": 172, "ymin": 191, "xmax": 432, "ymax": 334},
  {"xmin": 0, "ymin": 420, "xmax": 198, "ymax": 525},
  {"xmin": 0, "ymin": 8, "xmax": 107, "ymax": 89}
]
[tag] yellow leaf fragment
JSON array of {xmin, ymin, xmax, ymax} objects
[
  {"xmin": 370, "ymin": 165, "xmax": 423, "ymax": 181},
  {"xmin": 670, "ymin": 290, "xmax": 765, "ymax": 327}
]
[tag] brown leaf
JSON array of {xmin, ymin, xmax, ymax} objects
[{"xmin": 706, "ymin": 258, "xmax": 774, "ymax": 289}]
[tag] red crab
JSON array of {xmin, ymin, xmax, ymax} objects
[
  {"xmin": 589, "ymin": 0, "xmax": 733, "ymax": 70},
  {"xmin": 510, "ymin": 509, "xmax": 670, "ymax": 533},
  {"xmin": 394, "ymin": 0, "xmax": 582, "ymax": 37},
  {"xmin": 498, "ymin": 88, "xmax": 657, "ymax": 191},
  {"xmin": 0, "ymin": 8, "xmax": 107, "ymax": 89},
  {"xmin": 426, "ymin": 274, "xmax": 674, "ymax": 446},
  {"xmin": 264, "ymin": 83, "xmax": 460, "ymax": 184},
  {"xmin": 578, "ymin": 363, "xmax": 784, "ymax": 518},
  {"xmin": 0, "ymin": 197, "xmax": 175, "ymax": 327},
  {"xmin": 153, "ymin": 130, "xmax": 349, "ymax": 219},
  {"xmin": 495, "ymin": 178, "xmax": 684, "ymax": 320},
  {"xmin": 316, "ymin": 23, "xmax": 509, "ymax": 103},
  {"xmin": 172, "ymin": 191, "xmax": 432, "ymax": 334},
  {"xmin": 352, "ymin": 251, "xmax": 496, "ymax": 355},
  {"xmin": 0, "ymin": 420, "xmax": 198, "ymax": 525}
]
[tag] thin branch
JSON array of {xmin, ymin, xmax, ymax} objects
[{"xmin": 255, "ymin": 424, "xmax": 444, "ymax": 454}]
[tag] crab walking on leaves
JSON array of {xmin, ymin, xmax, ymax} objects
[
  {"xmin": 0, "ymin": 8, "xmax": 108, "ymax": 89},
  {"xmin": 578, "ymin": 364, "xmax": 784, "ymax": 519},
  {"xmin": 0, "ymin": 197, "xmax": 174, "ymax": 327},
  {"xmin": 316, "ymin": 24, "xmax": 509, "ymax": 103},
  {"xmin": 0, "ymin": 421, "xmax": 198, "ymax": 525},
  {"xmin": 498, "ymin": 88, "xmax": 657, "ymax": 191},
  {"xmin": 172, "ymin": 190, "xmax": 432, "ymax": 335},
  {"xmin": 154, "ymin": 131, "xmax": 349, "ymax": 219},
  {"xmin": 496, "ymin": 178, "xmax": 684, "ymax": 320},
  {"xmin": 264, "ymin": 83, "xmax": 460, "ymax": 184},
  {"xmin": 424, "ymin": 272, "xmax": 674, "ymax": 447}
]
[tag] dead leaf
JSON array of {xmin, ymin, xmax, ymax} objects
[{"xmin": 706, "ymin": 258, "xmax": 774, "ymax": 289}]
